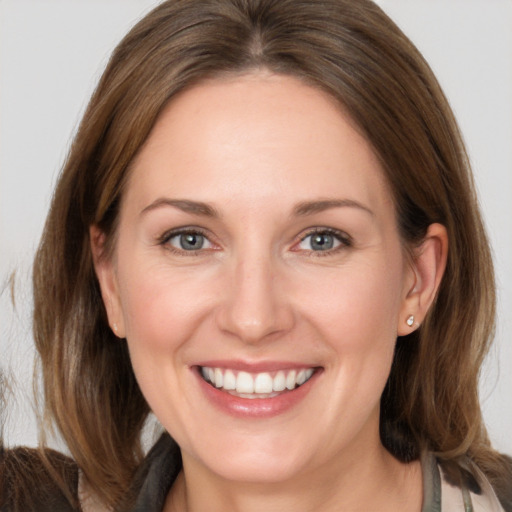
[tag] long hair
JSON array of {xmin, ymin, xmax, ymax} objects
[{"xmin": 32, "ymin": 0, "xmax": 510, "ymax": 507}]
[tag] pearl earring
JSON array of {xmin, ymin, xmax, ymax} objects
[
  {"xmin": 113, "ymin": 322, "xmax": 118, "ymax": 334},
  {"xmin": 406, "ymin": 315, "xmax": 415, "ymax": 327}
]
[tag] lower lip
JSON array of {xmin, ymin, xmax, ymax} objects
[{"xmin": 194, "ymin": 368, "xmax": 320, "ymax": 418}]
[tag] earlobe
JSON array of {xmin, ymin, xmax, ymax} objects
[
  {"xmin": 397, "ymin": 223, "xmax": 448, "ymax": 336},
  {"xmin": 89, "ymin": 225, "xmax": 126, "ymax": 338}
]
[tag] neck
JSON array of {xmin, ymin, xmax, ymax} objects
[{"xmin": 165, "ymin": 439, "xmax": 423, "ymax": 512}]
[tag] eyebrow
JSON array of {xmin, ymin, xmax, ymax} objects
[
  {"xmin": 293, "ymin": 199, "xmax": 374, "ymax": 217},
  {"xmin": 140, "ymin": 197, "xmax": 373, "ymax": 219},
  {"xmin": 140, "ymin": 198, "xmax": 220, "ymax": 217}
]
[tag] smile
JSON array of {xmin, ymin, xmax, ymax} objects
[{"xmin": 200, "ymin": 366, "xmax": 315, "ymax": 398}]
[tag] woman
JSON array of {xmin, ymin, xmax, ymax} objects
[{"xmin": 1, "ymin": 0, "xmax": 511, "ymax": 510}]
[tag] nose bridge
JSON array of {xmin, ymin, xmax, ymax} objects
[{"xmin": 218, "ymin": 241, "xmax": 293, "ymax": 343}]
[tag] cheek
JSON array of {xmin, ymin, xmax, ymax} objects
[
  {"xmin": 298, "ymin": 258, "xmax": 404, "ymax": 400},
  {"xmin": 299, "ymin": 259, "xmax": 404, "ymax": 346},
  {"xmin": 119, "ymin": 266, "xmax": 210, "ymax": 351},
  {"xmin": 115, "ymin": 262, "xmax": 217, "ymax": 420}
]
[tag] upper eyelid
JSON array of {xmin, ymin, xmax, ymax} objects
[
  {"xmin": 295, "ymin": 232, "xmax": 353, "ymax": 262},
  {"xmin": 157, "ymin": 226, "xmax": 352, "ymax": 250},
  {"xmin": 159, "ymin": 226, "xmax": 212, "ymax": 243},
  {"xmin": 298, "ymin": 227, "xmax": 352, "ymax": 243},
  {"xmin": 158, "ymin": 227, "xmax": 217, "ymax": 256},
  {"xmin": 157, "ymin": 228, "xmax": 219, "ymax": 255}
]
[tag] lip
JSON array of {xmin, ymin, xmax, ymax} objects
[
  {"xmin": 194, "ymin": 359, "xmax": 316, "ymax": 373},
  {"xmin": 192, "ymin": 362, "xmax": 322, "ymax": 418}
]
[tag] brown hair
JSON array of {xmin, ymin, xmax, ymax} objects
[
  {"xmin": 0, "ymin": 446, "xmax": 78, "ymax": 512},
  {"xmin": 32, "ymin": 0, "xmax": 510, "ymax": 508}
]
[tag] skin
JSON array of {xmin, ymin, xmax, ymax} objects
[{"xmin": 92, "ymin": 73, "xmax": 448, "ymax": 511}]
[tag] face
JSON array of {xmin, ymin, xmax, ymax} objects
[{"xmin": 95, "ymin": 74, "xmax": 419, "ymax": 484}]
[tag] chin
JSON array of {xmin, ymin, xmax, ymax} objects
[
  {"xmin": 184, "ymin": 432, "xmax": 314, "ymax": 484},
  {"xmin": 207, "ymin": 452, "xmax": 309, "ymax": 484}
]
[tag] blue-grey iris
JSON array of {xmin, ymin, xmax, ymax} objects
[
  {"xmin": 311, "ymin": 233, "xmax": 334, "ymax": 251},
  {"xmin": 180, "ymin": 233, "xmax": 204, "ymax": 250}
]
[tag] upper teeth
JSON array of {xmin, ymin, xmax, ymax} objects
[{"xmin": 200, "ymin": 367, "xmax": 314, "ymax": 394}]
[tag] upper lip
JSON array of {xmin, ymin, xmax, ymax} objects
[{"xmin": 193, "ymin": 359, "xmax": 320, "ymax": 372}]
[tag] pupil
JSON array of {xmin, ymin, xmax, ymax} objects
[
  {"xmin": 180, "ymin": 233, "xmax": 203, "ymax": 250},
  {"xmin": 312, "ymin": 233, "xmax": 333, "ymax": 250}
]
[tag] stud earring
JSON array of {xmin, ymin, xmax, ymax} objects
[{"xmin": 406, "ymin": 315, "xmax": 415, "ymax": 327}]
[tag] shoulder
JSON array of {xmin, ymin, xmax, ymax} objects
[
  {"xmin": 422, "ymin": 451, "xmax": 511, "ymax": 512},
  {"xmin": 1, "ymin": 435, "xmax": 181, "ymax": 512},
  {"xmin": 127, "ymin": 433, "xmax": 182, "ymax": 512},
  {"xmin": 80, "ymin": 433, "xmax": 182, "ymax": 512},
  {"xmin": 440, "ymin": 467, "xmax": 505, "ymax": 512},
  {"xmin": 0, "ymin": 446, "xmax": 79, "ymax": 512},
  {"xmin": 466, "ymin": 457, "xmax": 512, "ymax": 512}
]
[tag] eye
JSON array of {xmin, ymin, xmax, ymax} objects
[
  {"xmin": 162, "ymin": 229, "xmax": 214, "ymax": 252},
  {"xmin": 296, "ymin": 229, "xmax": 351, "ymax": 253}
]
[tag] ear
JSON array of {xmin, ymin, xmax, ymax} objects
[
  {"xmin": 397, "ymin": 223, "xmax": 448, "ymax": 336},
  {"xmin": 90, "ymin": 225, "xmax": 126, "ymax": 338}
]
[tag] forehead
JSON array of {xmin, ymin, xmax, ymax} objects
[{"xmin": 126, "ymin": 73, "xmax": 392, "ymax": 216}]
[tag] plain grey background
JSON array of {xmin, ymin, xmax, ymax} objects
[{"xmin": 1, "ymin": 0, "xmax": 511, "ymax": 455}]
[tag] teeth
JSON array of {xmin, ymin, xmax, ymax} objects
[
  {"xmin": 236, "ymin": 371, "xmax": 254, "ymax": 393},
  {"xmin": 200, "ymin": 366, "xmax": 315, "ymax": 395},
  {"xmin": 223, "ymin": 370, "xmax": 236, "ymax": 390},
  {"xmin": 214, "ymin": 368, "xmax": 223, "ymax": 388},
  {"xmin": 286, "ymin": 370, "xmax": 296, "ymax": 390},
  {"xmin": 254, "ymin": 373, "xmax": 273, "ymax": 393},
  {"xmin": 273, "ymin": 371, "xmax": 286, "ymax": 392}
]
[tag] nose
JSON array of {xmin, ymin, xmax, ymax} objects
[{"xmin": 216, "ymin": 252, "xmax": 295, "ymax": 344}]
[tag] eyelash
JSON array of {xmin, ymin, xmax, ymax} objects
[
  {"xmin": 295, "ymin": 228, "xmax": 352, "ymax": 257},
  {"xmin": 157, "ymin": 227, "xmax": 352, "ymax": 256},
  {"xmin": 158, "ymin": 227, "xmax": 215, "ymax": 256}
]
